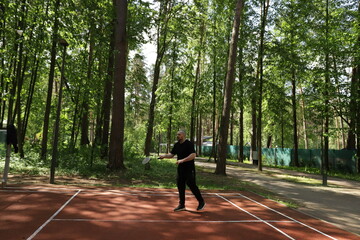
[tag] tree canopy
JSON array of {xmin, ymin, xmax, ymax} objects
[{"xmin": 0, "ymin": 0, "xmax": 359, "ymax": 176}]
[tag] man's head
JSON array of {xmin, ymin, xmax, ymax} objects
[{"xmin": 176, "ymin": 130, "xmax": 186, "ymax": 143}]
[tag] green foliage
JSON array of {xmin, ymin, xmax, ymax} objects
[{"xmin": 1, "ymin": 0, "xmax": 359, "ymax": 183}]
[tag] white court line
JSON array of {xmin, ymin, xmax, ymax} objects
[
  {"xmin": 79, "ymin": 189, "xmax": 238, "ymax": 196},
  {"xmin": 26, "ymin": 189, "xmax": 82, "ymax": 240},
  {"xmin": 237, "ymin": 193, "xmax": 338, "ymax": 240},
  {"xmin": 0, "ymin": 189, "xmax": 79, "ymax": 194},
  {"xmin": 78, "ymin": 191, "xmax": 179, "ymax": 197},
  {"xmin": 53, "ymin": 218, "xmax": 294, "ymax": 223},
  {"xmin": 216, "ymin": 194, "xmax": 295, "ymax": 240},
  {"xmin": 1, "ymin": 186, "xmax": 240, "ymax": 197},
  {"xmin": 2, "ymin": 186, "xmax": 79, "ymax": 192},
  {"xmin": 1, "ymin": 187, "xmax": 233, "ymax": 196}
]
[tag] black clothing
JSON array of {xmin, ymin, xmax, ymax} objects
[
  {"xmin": 171, "ymin": 139, "xmax": 195, "ymax": 166},
  {"xmin": 171, "ymin": 139, "xmax": 204, "ymax": 206},
  {"xmin": 6, "ymin": 124, "xmax": 18, "ymax": 153}
]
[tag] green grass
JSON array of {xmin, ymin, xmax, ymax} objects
[
  {"xmin": 276, "ymin": 175, "xmax": 324, "ymax": 186},
  {"xmin": 226, "ymin": 158, "xmax": 252, "ymax": 164},
  {"xmin": 0, "ymin": 154, "xmax": 301, "ymax": 208},
  {"xmin": 216, "ymin": 157, "xmax": 360, "ymax": 182},
  {"xmin": 266, "ymin": 164, "xmax": 360, "ymax": 182}
]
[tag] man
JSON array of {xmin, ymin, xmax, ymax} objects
[{"xmin": 159, "ymin": 130, "xmax": 205, "ymax": 212}]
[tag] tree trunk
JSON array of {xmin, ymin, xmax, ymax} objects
[
  {"xmin": 21, "ymin": 8, "xmax": 46, "ymax": 147},
  {"xmin": 15, "ymin": 45, "xmax": 27, "ymax": 158},
  {"xmin": 167, "ymin": 56, "xmax": 175, "ymax": 153},
  {"xmin": 190, "ymin": 21, "xmax": 205, "ymax": 144},
  {"xmin": 80, "ymin": 101, "xmax": 90, "ymax": 145},
  {"xmin": 108, "ymin": 0, "xmax": 127, "ymax": 170},
  {"xmin": 167, "ymin": 97, "xmax": 173, "ymax": 153},
  {"xmin": 50, "ymin": 41, "xmax": 68, "ymax": 184},
  {"xmin": 81, "ymin": 27, "xmax": 95, "ymax": 146},
  {"xmin": 237, "ymin": 14, "xmax": 245, "ymax": 163},
  {"xmin": 347, "ymin": 71, "xmax": 358, "ymax": 150},
  {"xmin": 196, "ymin": 112, "xmax": 202, "ymax": 156},
  {"xmin": 238, "ymin": 42, "xmax": 244, "ymax": 162},
  {"xmin": 281, "ymin": 115, "xmax": 284, "ymax": 148},
  {"xmin": 332, "ymin": 56, "xmax": 344, "ymax": 149},
  {"xmin": 144, "ymin": 0, "xmax": 171, "ymax": 156},
  {"xmin": 14, "ymin": 12, "xmax": 26, "ymax": 157},
  {"xmin": 299, "ymin": 86, "xmax": 308, "ymax": 149},
  {"xmin": 335, "ymin": 117, "xmax": 340, "ymax": 149},
  {"xmin": 216, "ymin": 0, "xmax": 244, "ymax": 175},
  {"xmin": 230, "ymin": 109, "xmax": 234, "ymax": 146},
  {"xmin": 144, "ymin": 59, "xmax": 160, "ymax": 156},
  {"xmin": 324, "ymin": 0, "xmax": 330, "ymax": 171},
  {"xmin": 210, "ymin": 16, "xmax": 217, "ymax": 162},
  {"xmin": 70, "ymin": 88, "xmax": 81, "ymax": 151},
  {"xmin": 267, "ymin": 135, "xmax": 272, "ymax": 148},
  {"xmin": 22, "ymin": 58, "xmax": 39, "ymax": 145},
  {"xmin": 41, "ymin": 0, "xmax": 60, "ymax": 159},
  {"xmin": 100, "ymin": 21, "xmax": 115, "ymax": 158},
  {"xmin": 250, "ymin": 96, "xmax": 257, "ymax": 163},
  {"xmin": 291, "ymin": 68, "xmax": 299, "ymax": 167},
  {"xmin": 256, "ymin": 0, "xmax": 270, "ymax": 171}
]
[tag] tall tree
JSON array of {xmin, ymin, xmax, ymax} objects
[
  {"xmin": 144, "ymin": 0, "xmax": 173, "ymax": 157},
  {"xmin": 323, "ymin": 0, "xmax": 330, "ymax": 171},
  {"xmin": 237, "ymin": 43, "xmax": 245, "ymax": 162},
  {"xmin": 80, "ymin": 22, "xmax": 95, "ymax": 146},
  {"xmin": 256, "ymin": 0, "xmax": 270, "ymax": 171},
  {"xmin": 355, "ymin": 0, "xmax": 360, "ymax": 173},
  {"xmin": 108, "ymin": 0, "xmax": 128, "ymax": 170},
  {"xmin": 190, "ymin": 20, "xmax": 205, "ymax": 144},
  {"xmin": 100, "ymin": 21, "xmax": 115, "ymax": 158},
  {"xmin": 216, "ymin": 0, "xmax": 244, "ymax": 175},
  {"xmin": 41, "ymin": 0, "xmax": 61, "ymax": 159}
]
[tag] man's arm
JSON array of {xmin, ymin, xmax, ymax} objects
[
  {"xmin": 159, "ymin": 153, "xmax": 175, "ymax": 159},
  {"xmin": 176, "ymin": 153, "xmax": 196, "ymax": 165}
]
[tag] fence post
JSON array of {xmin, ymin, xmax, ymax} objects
[{"xmin": 2, "ymin": 145, "xmax": 11, "ymax": 188}]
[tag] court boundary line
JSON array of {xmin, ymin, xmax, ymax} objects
[
  {"xmin": 0, "ymin": 187, "xmax": 243, "ymax": 198},
  {"xmin": 1, "ymin": 186, "xmax": 241, "ymax": 196},
  {"xmin": 0, "ymin": 189, "xmax": 79, "ymax": 194},
  {"xmin": 216, "ymin": 194, "xmax": 295, "ymax": 240},
  {"xmin": 2, "ymin": 186, "xmax": 80, "ymax": 191},
  {"xmin": 236, "ymin": 193, "xmax": 338, "ymax": 240},
  {"xmin": 52, "ymin": 218, "xmax": 295, "ymax": 223},
  {"xmin": 26, "ymin": 189, "xmax": 82, "ymax": 240}
]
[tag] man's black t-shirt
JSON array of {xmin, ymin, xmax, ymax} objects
[{"xmin": 171, "ymin": 139, "xmax": 196, "ymax": 167}]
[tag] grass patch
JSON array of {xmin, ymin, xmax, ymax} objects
[
  {"xmin": 195, "ymin": 165, "xmax": 301, "ymax": 208},
  {"xmin": 205, "ymin": 156, "xmax": 360, "ymax": 182},
  {"xmin": 275, "ymin": 174, "xmax": 323, "ymax": 186},
  {"xmin": 266, "ymin": 164, "xmax": 360, "ymax": 182},
  {"xmin": 227, "ymin": 158, "xmax": 252, "ymax": 164},
  {"xmin": 1, "ymin": 154, "xmax": 301, "ymax": 208}
]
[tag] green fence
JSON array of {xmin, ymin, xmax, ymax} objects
[{"xmin": 201, "ymin": 145, "xmax": 357, "ymax": 174}]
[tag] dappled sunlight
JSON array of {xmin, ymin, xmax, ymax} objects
[
  {"xmin": 1, "ymin": 186, "xmax": 359, "ymax": 240},
  {"xmin": 0, "ymin": 191, "xmax": 75, "ymax": 239}
]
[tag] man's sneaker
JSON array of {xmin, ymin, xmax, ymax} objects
[
  {"xmin": 197, "ymin": 201, "xmax": 206, "ymax": 211},
  {"xmin": 174, "ymin": 205, "xmax": 186, "ymax": 212}
]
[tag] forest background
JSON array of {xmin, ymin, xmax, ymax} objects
[{"xmin": 0, "ymin": 0, "xmax": 359, "ymax": 179}]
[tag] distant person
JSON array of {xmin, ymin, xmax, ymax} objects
[
  {"xmin": 159, "ymin": 130, "xmax": 205, "ymax": 212},
  {"xmin": 6, "ymin": 124, "xmax": 18, "ymax": 153}
]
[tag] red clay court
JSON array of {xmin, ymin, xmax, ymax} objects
[{"xmin": 0, "ymin": 185, "xmax": 359, "ymax": 240}]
